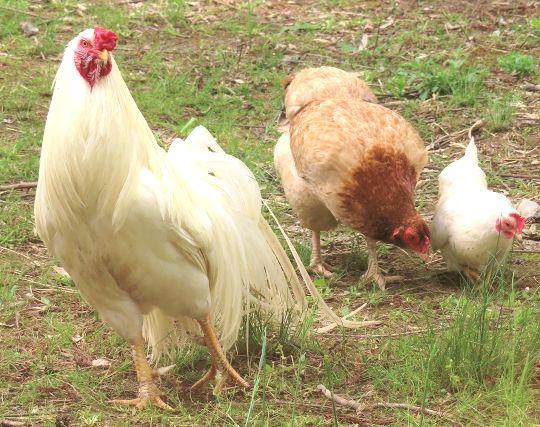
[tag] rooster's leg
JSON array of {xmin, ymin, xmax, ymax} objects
[
  {"xmin": 362, "ymin": 238, "xmax": 403, "ymax": 290},
  {"xmin": 190, "ymin": 314, "xmax": 249, "ymax": 394},
  {"xmin": 110, "ymin": 335, "xmax": 173, "ymax": 410},
  {"xmin": 308, "ymin": 230, "xmax": 334, "ymax": 278}
]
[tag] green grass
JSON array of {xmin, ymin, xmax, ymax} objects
[
  {"xmin": 497, "ymin": 52, "xmax": 537, "ymax": 77},
  {"xmin": 0, "ymin": 0, "xmax": 539, "ymax": 425}
]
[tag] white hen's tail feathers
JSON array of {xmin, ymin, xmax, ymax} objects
[
  {"xmin": 438, "ymin": 136, "xmax": 487, "ymax": 196},
  {"xmin": 464, "ymin": 137, "xmax": 478, "ymax": 163}
]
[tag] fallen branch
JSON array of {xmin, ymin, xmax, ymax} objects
[
  {"xmin": 372, "ymin": 402, "xmax": 445, "ymax": 416},
  {"xmin": 316, "ymin": 384, "xmax": 364, "ymax": 412},
  {"xmin": 316, "ymin": 384, "xmax": 446, "ymax": 417},
  {"xmin": 0, "ymin": 323, "xmax": 15, "ymax": 328},
  {"xmin": 0, "ymin": 181, "xmax": 38, "ymax": 191},
  {"xmin": 428, "ymin": 119, "xmax": 484, "ymax": 151},
  {"xmin": 467, "ymin": 119, "xmax": 485, "ymax": 140},
  {"xmin": 523, "ymin": 82, "xmax": 540, "ymax": 92},
  {"xmin": 0, "ymin": 420, "xmax": 26, "ymax": 427}
]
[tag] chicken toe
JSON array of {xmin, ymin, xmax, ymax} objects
[
  {"xmin": 308, "ymin": 260, "xmax": 334, "ymax": 278},
  {"xmin": 110, "ymin": 336, "xmax": 173, "ymax": 411},
  {"xmin": 360, "ymin": 238, "xmax": 403, "ymax": 290},
  {"xmin": 190, "ymin": 315, "xmax": 249, "ymax": 394}
]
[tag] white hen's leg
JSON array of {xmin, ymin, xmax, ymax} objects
[
  {"xmin": 362, "ymin": 238, "xmax": 403, "ymax": 290},
  {"xmin": 308, "ymin": 230, "xmax": 334, "ymax": 278},
  {"xmin": 190, "ymin": 314, "xmax": 249, "ymax": 394},
  {"xmin": 110, "ymin": 335, "xmax": 173, "ymax": 410}
]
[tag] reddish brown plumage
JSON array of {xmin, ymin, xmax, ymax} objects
[
  {"xmin": 275, "ymin": 66, "xmax": 429, "ymax": 286},
  {"xmin": 289, "ymin": 97, "xmax": 428, "ymax": 249},
  {"xmin": 338, "ymin": 146, "xmax": 418, "ymax": 240}
]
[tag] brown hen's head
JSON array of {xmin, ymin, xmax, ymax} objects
[
  {"xmin": 390, "ymin": 217, "xmax": 430, "ymax": 254},
  {"xmin": 74, "ymin": 26, "xmax": 117, "ymax": 88}
]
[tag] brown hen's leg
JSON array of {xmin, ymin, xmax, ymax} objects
[
  {"xmin": 190, "ymin": 314, "xmax": 249, "ymax": 394},
  {"xmin": 362, "ymin": 238, "xmax": 403, "ymax": 291},
  {"xmin": 110, "ymin": 335, "xmax": 173, "ymax": 410},
  {"xmin": 463, "ymin": 267, "xmax": 480, "ymax": 281},
  {"xmin": 308, "ymin": 230, "xmax": 334, "ymax": 278}
]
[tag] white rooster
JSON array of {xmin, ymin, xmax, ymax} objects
[
  {"xmin": 34, "ymin": 27, "xmax": 315, "ymax": 410},
  {"xmin": 35, "ymin": 26, "xmax": 376, "ymax": 411},
  {"xmin": 431, "ymin": 137, "xmax": 525, "ymax": 279}
]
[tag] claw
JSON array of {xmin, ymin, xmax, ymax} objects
[
  {"xmin": 110, "ymin": 394, "xmax": 173, "ymax": 411},
  {"xmin": 308, "ymin": 261, "xmax": 334, "ymax": 278},
  {"xmin": 112, "ymin": 336, "xmax": 174, "ymax": 411},
  {"xmin": 191, "ymin": 315, "xmax": 250, "ymax": 394}
]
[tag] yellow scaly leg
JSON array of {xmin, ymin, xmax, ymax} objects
[
  {"xmin": 110, "ymin": 335, "xmax": 173, "ymax": 410},
  {"xmin": 190, "ymin": 314, "xmax": 250, "ymax": 394}
]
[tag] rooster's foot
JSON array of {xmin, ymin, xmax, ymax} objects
[
  {"xmin": 308, "ymin": 260, "xmax": 334, "ymax": 278},
  {"xmin": 191, "ymin": 315, "xmax": 250, "ymax": 395},
  {"xmin": 110, "ymin": 383, "xmax": 173, "ymax": 411},
  {"xmin": 112, "ymin": 335, "xmax": 174, "ymax": 411},
  {"xmin": 191, "ymin": 363, "xmax": 248, "ymax": 395}
]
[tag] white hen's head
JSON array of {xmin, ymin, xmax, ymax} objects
[
  {"xmin": 71, "ymin": 27, "xmax": 117, "ymax": 89},
  {"xmin": 496, "ymin": 212, "xmax": 525, "ymax": 240}
]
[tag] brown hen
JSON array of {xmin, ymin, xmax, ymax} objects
[{"xmin": 274, "ymin": 66, "xmax": 429, "ymax": 289}]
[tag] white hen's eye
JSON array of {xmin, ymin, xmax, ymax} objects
[{"xmin": 81, "ymin": 40, "xmax": 90, "ymax": 48}]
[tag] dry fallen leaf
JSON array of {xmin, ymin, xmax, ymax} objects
[
  {"xmin": 20, "ymin": 21, "xmax": 39, "ymax": 37},
  {"xmin": 71, "ymin": 334, "xmax": 83, "ymax": 343},
  {"xmin": 91, "ymin": 358, "xmax": 112, "ymax": 369},
  {"xmin": 380, "ymin": 17, "xmax": 395, "ymax": 30},
  {"xmin": 358, "ymin": 33, "xmax": 369, "ymax": 51}
]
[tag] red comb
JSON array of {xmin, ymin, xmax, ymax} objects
[{"xmin": 94, "ymin": 26, "xmax": 117, "ymax": 51}]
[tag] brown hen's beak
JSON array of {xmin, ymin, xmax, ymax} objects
[
  {"xmin": 515, "ymin": 233, "xmax": 523, "ymax": 242},
  {"xmin": 98, "ymin": 49, "xmax": 109, "ymax": 62},
  {"xmin": 419, "ymin": 251, "xmax": 429, "ymax": 262}
]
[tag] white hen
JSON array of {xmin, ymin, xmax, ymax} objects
[
  {"xmin": 34, "ymin": 27, "xmax": 312, "ymax": 410},
  {"xmin": 431, "ymin": 137, "xmax": 525, "ymax": 279}
]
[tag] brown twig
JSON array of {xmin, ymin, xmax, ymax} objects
[
  {"xmin": 0, "ymin": 323, "xmax": 15, "ymax": 328},
  {"xmin": 523, "ymin": 82, "xmax": 540, "ymax": 92},
  {"xmin": 467, "ymin": 119, "xmax": 485, "ymax": 140},
  {"xmin": 0, "ymin": 181, "xmax": 37, "ymax": 191},
  {"xmin": 0, "ymin": 420, "xmax": 26, "ymax": 427},
  {"xmin": 428, "ymin": 119, "xmax": 484, "ymax": 151},
  {"xmin": 316, "ymin": 384, "xmax": 446, "ymax": 417},
  {"xmin": 0, "ymin": 245, "xmax": 31, "ymax": 259},
  {"xmin": 0, "ymin": 5, "xmax": 40, "ymax": 18},
  {"xmin": 372, "ymin": 402, "xmax": 445, "ymax": 416},
  {"xmin": 316, "ymin": 384, "xmax": 364, "ymax": 412}
]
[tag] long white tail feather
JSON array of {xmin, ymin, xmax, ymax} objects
[{"xmin": 262, "ymin": 200, "xmax": 382, "ymax": 332}]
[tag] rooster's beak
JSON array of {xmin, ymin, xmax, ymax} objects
[{"xmin": 98, "ymin": 49, "xmax": 109, "ymax": 62}]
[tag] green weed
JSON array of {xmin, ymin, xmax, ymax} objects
[{"xmin": 497, "ymin": 52, "xmax": 537, "ymax": 77}]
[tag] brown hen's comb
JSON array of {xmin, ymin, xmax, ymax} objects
[{"xmin": 94, "ymin": 26, "xmax": 117, "ymax": 51}]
